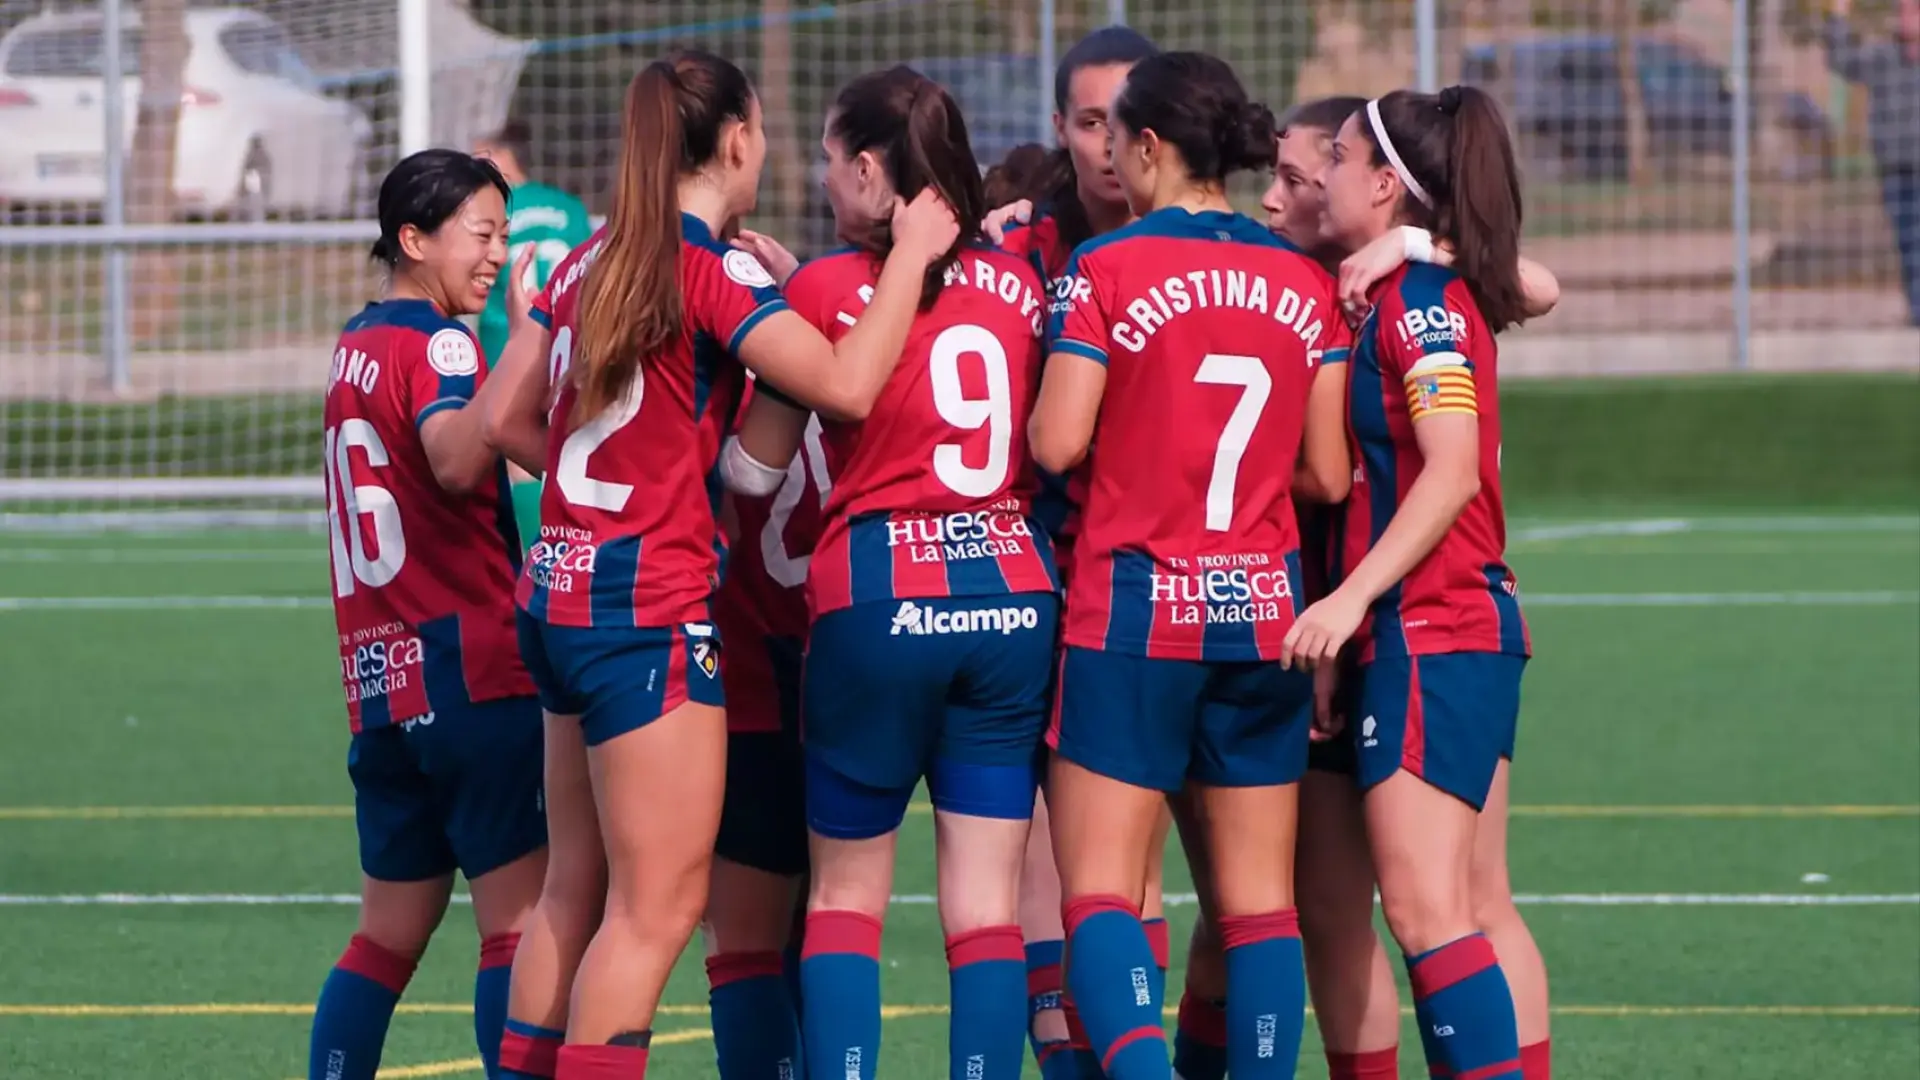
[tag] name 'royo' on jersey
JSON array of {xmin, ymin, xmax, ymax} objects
[
  {"xmin": 1346, "ymin": 262, "xmax": 1529, "ymax": 662},
  {"xmin": 516, "ymin": 215, "xmax": 790, "ymax": 629},
  {"xmin": 324, "ymin": 300, "xmax": 532, "ymax": 732},
  {"xmin": 711, "ymin": 381, "xmax": 830, "ymax": 734},
  {"xmin": 781, "ymin": 246, "xmax": 1061, "ymax": 617},
  {"xmin": 1046, "ymin": 207, "xmax": 1350, "ymax": 662}
]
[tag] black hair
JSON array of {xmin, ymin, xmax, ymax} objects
[
  {"xmin": 1032, "ymin": 26, "xmax": 1160, "ymax": 257},
  {"xmin": 1113, "ymin": 51, "xmax": 1276, "ymax": 183},
  {"xmin": 370, "ymin": 149, "xmax": 511, "ymax": 266},
  {"xmin": 1281, "ymin": 96, "xmax": 1366, "ymax": 139},
  {"xmin": 1359, "ymin": 86, "xmax": 1527, "ymax": 331},
  {"xmin": 1052, "ymin": 25, "xmax": 1160, "ymax": 112},
  {"xmin": 830, "ymin": 65, "xmax": 987, "ymax": 309}
]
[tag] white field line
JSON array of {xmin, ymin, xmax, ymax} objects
[{"xmin": 0, "ymin": 891, "xmax": 1914, "ymax": 908}]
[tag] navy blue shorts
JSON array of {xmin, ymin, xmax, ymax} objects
[
  {"xmin": 350, "ymin": 695, "xmax": 547, "ymax": 882},
  {"xmin": 1353, "ymin": 652, "xmax": 1526, "ymax": 810},
  {"xmin": 802, "ymin": 594, "xmax": 1058, "ymax": 840},
  {"xmin": 716, "ymin": 730, "xmax": 809, "ymax": 877},
  {"xmin": 1052, "ymin": 647, "xmax": 1312, "ymax": 793},
  {"xmin": 517, "ymin": 611, "xmax": 725, "ymax": 747}
]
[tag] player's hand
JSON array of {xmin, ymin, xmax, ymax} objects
[
  {"xmin": 891, "ymin": 188, "xmax": 961, "ymax": 268},
  {"xmin": 981, "ymin": 199, "xmax": 1034, "ymax": 245},
  {"xmin": 1310, "ymin": 661, "xmax": 1345, "ymax": 741},
  {"xmin": 505, "ymin": 245, "xmax": 537, "ymax": 331},
  {"xmin": 1282, "ymin": 586, "xmax": 1368, "ymax": 671},
  {"xmin": 732, "ymin": 229, "xmax": 800, "ymax": 288}
]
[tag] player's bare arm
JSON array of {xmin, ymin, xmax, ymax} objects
[
  {"xmin": 416, "ymin": 247, "xmax": 537, "ymax": 492},
  {"xmin": 981, "ymin": 199, "xmax": 1034, "ymax": 245},
  {"xmin": 735, "ymin": 189, "xmax": 960, "ymax": 421},
  {"xmin": 481, "ymin": 250, "xmax": 552, "ymax": 475},
  {"xmin": 1338, "ymin": 228, "xmax": 1562, "ymax": 319},
  {"xmin": 1293, "ymin": 358, "xmax": 1352, "ymax": 504},
  {"xmin": 1282, "ymin": 410, "xmax": 1479, "ymax": 669},
  {"xmin": 721, "ymin": 391, "xmax": 810, "ymax": 496},
  {"xmin": 1027, "ymin": 352, "xmax": 1107, "ymax": 475}
]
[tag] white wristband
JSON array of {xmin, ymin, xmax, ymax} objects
[
  {"xmin": 1399, "ymin": 226, "xmax": 1437, "ymax": 264},
  {"xmin": 719, "ymin": 436, "xmax": 789, "ymax": 497}
]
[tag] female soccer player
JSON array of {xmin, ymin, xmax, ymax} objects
[
  {"xmin": 1174, "ymin": 96, "xmax": 1561, "ymax": 1080},
  {"xmin": 701, "ymin": 382, "xmax": 826, "ymax": 1080},
  {"xmin": 311, "ymin": 149, "xmax": 546, "ymax": 1080},
  {"xmin": 480, "ymin": 49, "xmax": 958, "ymax": 1080},
  {"xmin": 1033, "ymin": 51, "xmax": 1349, "ymax": 1080},
  {"xmin": 1282, "ymin": 84, "xmax": 1538, "ymax": 1080},
  {"xmin": 978, "ymin": 30, "xmax": 1184, "ymax": 1078},
  {"xmin": 753, "ymin": 65, "xmax": 1060, "ymax": 1080}
]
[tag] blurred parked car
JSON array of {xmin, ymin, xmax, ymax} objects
[
  {"xmin": 1463, "ymin": 35, "xmax": 1835, "ymax": 182},
  {"xmin": 799, "ymin": 53, "xmax": 1046, "ymax": 254},
  {"xmin": 0, "ymin": 6, "xmax": 372, "ymax": 219}
]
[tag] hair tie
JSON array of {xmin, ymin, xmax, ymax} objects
[
  {"xmin": 1437, "ymin": 85, "xmax": 1464, "ymax": 115},
  {"xmin": 1366, "ymin": 98, "xmax": 1434, "ymax": 209}
]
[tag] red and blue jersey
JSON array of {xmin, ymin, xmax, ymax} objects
[
  {"xmin": 782, "ymin": 246, "xmax": 1060, "ymax": 618},
  {"xmin": 1005, "ymin": 209, "xmax": 1092, "ymax": 577},
  {"xmin": 324, "ymin": 300, "xmax": 532, "ymax": 733},
  {"xmin": 712, "ymin": 382, "xmax": 829, "ymax": 734},
  {"xmin": 1345, "ymin": 263, "xmax": 1529, "ymax": 662},
  {"xmin": 517, "ymin": 215, "xmax": 788, "ymax": 629},
  {"xmin": 1047, "ymin": 207, "xmax": 1347, "ymax": 662}
]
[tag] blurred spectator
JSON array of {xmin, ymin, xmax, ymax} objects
[{"xmin": 1827, "ymin": 0, "xmax": 1920, "ymax": 325}]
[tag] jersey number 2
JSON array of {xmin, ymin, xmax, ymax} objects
[
  {"xmin": 324, "ymin": 420, "xmax": 406, "ymax": 597},
  {"xmin": 549, "ymin": 325, "xmax": 645, "ymax": 512},
  {"xmin": 1193, "ymin": 353, "xmax": 1272, "ymax": 533},
  {"xmin": 930, "ymin": 323, "xmax": 1012, "ymax": 499}
]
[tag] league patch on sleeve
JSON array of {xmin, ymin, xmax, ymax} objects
[
  {"xmin": 724, "ymin": 249, "xmax": 776, "ymax": 289},
  {"xmin": 426, "ymin": 328, "xmax": 480, "ymax": 377}
]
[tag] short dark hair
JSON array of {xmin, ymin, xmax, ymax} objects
[
  {"xmin": 1113, "ymin": 52, "xmax": 1276, "ymax": 183},
  {"xmin": 830, "ymin": 65, "xmax": 987, "ymax": 309},
  {"xmin": 370, "ymin": 149, "xmax": 511, "ymax": 266},
  {"xmin": 985, "ymin": 142, "xmax": 1052, "ymax": 207},
  {"xmin": 482, "ymin": 117, "xmax": 533, "ymax": 163}
]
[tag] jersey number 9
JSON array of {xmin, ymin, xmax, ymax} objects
[
  {"xmin": 929, "ymin": 323, "xmax": 1013, "ymax": 499},
  {"xmin": 324, "ymin": 420, "xmax": 406, "ymax": 597}
]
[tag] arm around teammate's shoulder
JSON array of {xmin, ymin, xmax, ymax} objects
[
  {"xmin": 481, "ymin": 249, "xmax": 553, "ymax": 475},
  {"xmin": 734, "ymin": 190, "xmax": 959, "ymax": 422}
]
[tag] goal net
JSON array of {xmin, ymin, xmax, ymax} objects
[{"xmin": 0, "ymin": 0, "xmax": 1906, "ymax": 529}]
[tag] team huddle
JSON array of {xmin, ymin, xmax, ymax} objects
[{"xmin": 313, "ymin": 25, "xmax": 1564, "ymax": 1080}]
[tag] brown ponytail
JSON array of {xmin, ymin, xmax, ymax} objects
[
  {"xmin": 1363, "ymin": 86, "xmax": 1528, "ymax": 332},
  {"xmin": 829, "ymin": 66, "xmax": 985, "ymax": 309},
  {"xmin": 573, "ymin": 50, "xmax": 755, "ymax": 425}
]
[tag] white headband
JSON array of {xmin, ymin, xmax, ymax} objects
[{"xmin": 1366, "ymin": 98, "xmax": 1433, "ymax": 209}]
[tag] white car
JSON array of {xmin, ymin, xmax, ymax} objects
[{"xmin": 0, "ymin": 7, "xmax": 371, "ymax": 219}]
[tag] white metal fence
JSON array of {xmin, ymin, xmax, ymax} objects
[{"xmin": 0, "ymin": 0, "xmax": 1914, "ymax": 514}]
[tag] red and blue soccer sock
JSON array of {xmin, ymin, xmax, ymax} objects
[
  {"xmin": 947, "ymin": 925, "xmax": 1029, "ymax": 1080},
  {"xmin": 1026, "ymin": 938, "xmax": 1100, "ymax": 1079},
  {"xmin": 1326, "ymin": 1047, "xmax": 1400, "ymax": 1079},
  {"xmin": 308, "ymin": 934, "xmax": 418, "ymax": 1080},
  {"xmin": 800, "ymin": 910, "xmax": 885, "ymax": 1080},
  {"xmin": 706, "ymin": 951, "xmax": 803, "ymax": 1080},
  {"xmin": 1218, "ymin": 910, "xmax": 1306, "ymax": 1078},
  {"xmin": 499, "ymin": 1018, "xmax": 565, "ymax": 1080},
  {"xmin": 1062, "ymin": 894, "xmax": 1171, "ymax": 1080},
  {"xmin": 1521, "ymin": 1038, "xmax": 1552, "ymax": 1079},
  {"xmin": 1172, "ymin": 989, "xmax": 1229, "ymax": 1080},
  {"xmin": 555, "ymin": 1034, "xmax": 650, "ymax": 1079},
  {"xmin": 1406, "ymin": 934, "xmax": 1523, "ymax": 1080},
  {"xmin": 475, "ymin": 933, "xmax": 519, "ymax": 1076}
]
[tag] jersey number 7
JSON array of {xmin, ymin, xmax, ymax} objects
[{"xmin": 1193, "ymin": 353, "xmax": 1271, "ymax": 533}]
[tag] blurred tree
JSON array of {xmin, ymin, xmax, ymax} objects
[{"xmin": 759, "ymin": 0, "xmax": 804, "ymax": 224}]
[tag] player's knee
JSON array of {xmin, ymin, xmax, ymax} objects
[
  {"xmin": 1377, "ymin": 881, "xmax": 1473, "ymax": 957},
  {"xmin": 1471, "ymin": 890, "xmax": 1524, "ymax": 940}
]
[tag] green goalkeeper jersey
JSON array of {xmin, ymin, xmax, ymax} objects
[{"xmin": 478, "ymin": 181, "xmax": 593, "ymax": 365}]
